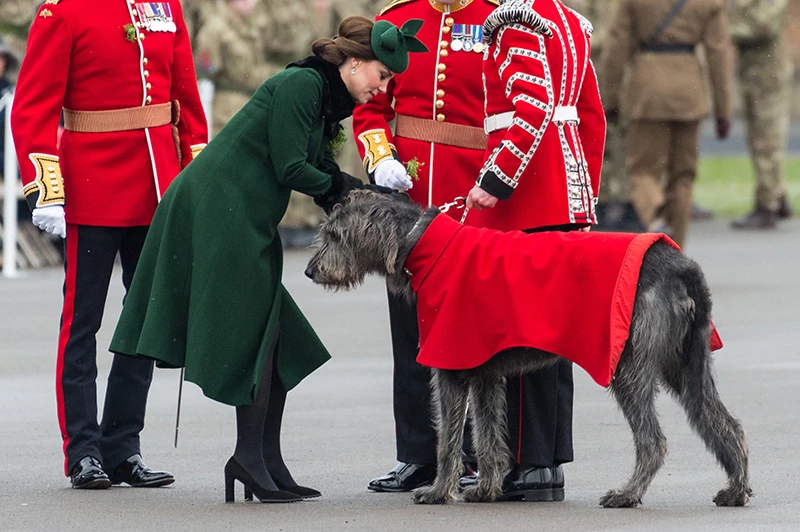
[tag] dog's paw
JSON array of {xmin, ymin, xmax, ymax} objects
[
  {"xmin": 461, "ymin": 484, "xmax": 499, "ymax": 503},
  {"xmin": 412, "ymin": 486, "xmax": 452, "ymax": 505},
  {"xmin": 599, "ymin": 489, "xmax": 641, "ymax": 508},
  {"xmin": 713, "ymin": 486, "xmax": 752, "ymax": 507}
]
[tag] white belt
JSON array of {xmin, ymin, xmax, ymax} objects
[
  {"xmin": 484, "ymin": 111, "xmax": 514, "ymax": 134},
  {"xmin": 483, "ymin": 105, "xmax": 579, "ymax": 134},
  {"xmin": 553, "ymin": 105, "xmax": 579, "ymax": 123}
]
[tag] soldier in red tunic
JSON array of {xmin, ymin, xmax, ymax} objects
[
  {"xmin": 467, "ymin": 0, "xmax": 606, "ymax": 229},
  {"xmin": 458, "ymin": 0, "xmax": 605, "ymax": 498},
  {"xmin": 353, "ymin": 0, "xmax": 579, "ymax": 500},
  {"xmin": 11, "ymin": 0, "xmax": 208, "ymax": 489}
]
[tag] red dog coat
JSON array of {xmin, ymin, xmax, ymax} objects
[{"xmin": 405, "ymin": 215, "xmax": 723, "ymax": 387}]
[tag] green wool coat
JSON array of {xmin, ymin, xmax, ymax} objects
[{"xmin": 110, "ymin": 59, "xmax": 353, "ymax": 406}]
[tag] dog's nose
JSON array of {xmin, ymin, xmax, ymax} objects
[{"xmin": 304, "ymin": 266, "xmax": 315, "ymax": 280}]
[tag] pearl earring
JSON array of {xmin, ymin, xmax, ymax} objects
[{"xmin": 351, "ymin": 65, "xmax": 357, "ymax": 75}]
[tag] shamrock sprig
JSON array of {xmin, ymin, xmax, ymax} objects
[
  {"xmin": 124, "ymin": 23, "xmax": 137, "ymax": 43},
  {"xmin": 405, "ymin": 157, "xmax": 424, "ymax": 180},
  {"xmin": 326, "ymin": 125, "xmax": 348, "ymax": 158}
]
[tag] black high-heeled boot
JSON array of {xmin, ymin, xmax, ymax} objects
[
  {"xmin": 260, "ymin": 355, "xmax": 321, "ymax": 499},
  {"xmin": 226, "ymin": 333, "xmax": 301, "ymax": 503},
  {"xmin": 225, "ymin": 457, "xmax": 300, "ymax": 503}
]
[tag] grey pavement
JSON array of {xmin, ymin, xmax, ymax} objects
[{"xmin": 1, "ymin": 218, "xmax": 799, "ymax": 531}]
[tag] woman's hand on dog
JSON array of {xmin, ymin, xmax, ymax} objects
[{"xmin": 466, "ymin": 185, "xmax": 499, "ymax": 211}]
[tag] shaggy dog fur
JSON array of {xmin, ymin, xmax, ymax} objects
[{"xmin": 305, "ymin": 190, "xmax": 751, "ymax": 507}]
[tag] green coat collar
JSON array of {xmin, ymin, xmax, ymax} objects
[{"xmin": 287, "ymin": 55, "xmax": 355, "ymax": 137}]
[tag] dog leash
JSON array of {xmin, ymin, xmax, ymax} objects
[{"xmin": 438, "ymin": 196, "xmax": 471, "ymax": 224}]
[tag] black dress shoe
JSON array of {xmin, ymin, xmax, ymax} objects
[
  {"xmin": 730, "ymin": 209, "xmax": 778, "ymax": 230},
  {"xmin": 70, "ymin": 456, "xmax": 112, "ymax": 490},
  {"xmin": 108, "ymin": 454, "xmax": 175, "ymax": 488},
  {"xmin": 551, "ymin": 464, "xmax": 565, "ymax": 501},
  {"xmin": 691, "ymin": 203, "xmax": 716, "ymax": 220},
  {"xmin": 367, "ymin": 462, "xmax": 436, "ymax": 492},
  {"xmin": 596, "ymin": 202, "xmax": 645, "ymax": 232},
  {"xmin": 458, "ymin": 465, "xmax": 565, "ymax": 502}
]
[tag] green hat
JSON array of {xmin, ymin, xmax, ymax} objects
[{"xmin": 371, "ymin": 19, "xmax": 428, "ymax": 74}]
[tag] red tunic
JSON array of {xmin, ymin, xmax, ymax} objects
[
  {"xmin": 471, "ymin": 0, "xmax": 606, "ymax": 231},
  {"xmin": 405, "ymin": 215, "xmax": 723, "ymax": 387},
  {"xmin": 352, "ymin": 0, "xmax": 498, "ymax": 218},
  {"xmin": 11, "ymin": 0, "xmax": 208, "ymax": 227}
]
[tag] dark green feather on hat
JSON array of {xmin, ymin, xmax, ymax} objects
[{"xmin": 371, "ymin": 19, "xmax": 428, "ymax": 74}]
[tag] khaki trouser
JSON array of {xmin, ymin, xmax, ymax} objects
[
  {"xmin": 627, "ymin": 120, "xmax": 699, "ymax": 248},
  {"xmin": 738, "ymin": 41, "xmax": 793, "ymax": 212}
]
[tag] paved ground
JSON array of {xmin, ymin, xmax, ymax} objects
[{"xmin": 1, "ymin": 218, "xmax": 799, "ymax": 531}]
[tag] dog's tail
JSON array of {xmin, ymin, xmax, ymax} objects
[{"xmin": 677, "ymin": 261, "xmax": 751, "ymax": 504}]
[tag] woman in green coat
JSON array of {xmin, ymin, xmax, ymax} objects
[{"xmin": 110, "ymin": 16, "xmax": 426, "ymax": 503}]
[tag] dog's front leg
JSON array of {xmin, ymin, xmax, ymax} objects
[
  {"xmin": 462, "ymin": 375, "xmax": 510, "ymax": 503},
  {"xmin": 413, "ymin": 370, "xmax": 469, "ymax": 505}
]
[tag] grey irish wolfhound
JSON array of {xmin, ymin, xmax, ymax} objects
[{"xmin": 305, "ymin": 189, "xmax": 751, "ymax": 508}]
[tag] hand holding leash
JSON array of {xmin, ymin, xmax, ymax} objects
[{"xmin": 466, "ymin": 185, "xmax": 498, "ymax": 211}]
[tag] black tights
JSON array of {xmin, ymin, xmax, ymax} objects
[
  {"xmin": 232, "ymin": 331, "xmax": 300, "ymax": 490},
  {"xmin": 233, "ymin": 330, "xmax": 280, "ymax": 490},
  {"xmin": 262, "ymin": 351, "xmax": 299, "ymax": 488}
]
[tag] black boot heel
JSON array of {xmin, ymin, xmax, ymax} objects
[
  {"xmin": 225, "ymin": 470, "xmax": 235, "ymax": 503},
  {"xmin": 224, "ymin": 458, "xmax": 302, "ymax": 503}
]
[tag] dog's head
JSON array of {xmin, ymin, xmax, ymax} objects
[{"xmin": 305, "ymin": 189, "xmax": 419, "ymax": 290}]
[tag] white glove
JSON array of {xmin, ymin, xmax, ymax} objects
[
  {"xmin": 374, "ymin": 159, "xmax": 413, "ymax": 191},
  {"xmin": 32, "ymin": 205, "xmax": 67, "ymax": 239}
]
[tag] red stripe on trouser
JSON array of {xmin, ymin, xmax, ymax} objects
[
  {"xmin": 517, "ymin": 372, "xmax": 523, "ymax": 463},
  {"xmin": 56, "ymin": 224, "xmax": 79, "ymax": 476}
]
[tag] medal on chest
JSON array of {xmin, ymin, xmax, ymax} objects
[
  {"xmin": 451, "ymin": 24, "xmax": 484, "ymax": 53},
  {"xmin": 135, "ymin": 2, "xmax": 177, "ymax": 33}
]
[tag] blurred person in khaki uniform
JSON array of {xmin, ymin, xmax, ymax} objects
[
  {"xmin": 0, "ymin": 0, "xmax": 38, "ymax": 66},
  {"xmin": 195, "ymin": 0, "xmax": 322, "ymax": 244},
  {"xmin": 195, "ymin": 0, "xmax": 311, "ymax": 135},
  {"xmin": 182, "ymin": 0, "xmax": 217, "ymax": 48},
  {"xmin": 600, "ymin": 0, "xmax": 733, "ymax": 248},
  {"xmin": 562, "ymin": 0, "xmax": 642, "ymax": 231},
  {"xmin": 729, "ymin": 0, "xmax": 794, "ymax": 230}
]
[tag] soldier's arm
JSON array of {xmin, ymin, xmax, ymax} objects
[
  {"xmin": 703, "ymin": 0, "xmax": 733, "ymax": 121},
  {"xmin": 10, "ymin": 4, "xmax": 72, "ymax": 212},
  {"xmin": 267, "ymin": 69, "xmax": 336, "ymax": 196},
  {"xmin": 577, "ymin": 59, "xmax": 606, "ymax": 203},
  {"xmin": 351, "ymin": 79, "xmax": 398, "ymax": 180},
  {"xmin": 597, "ymin": 0, "xmax": 632, "ymax": 112},
  {"xmin": 170, "ymin": 0, "xmax": 209, "ymax": 164},
  {"xmin": 477, "ymin": 24, "xmax": 553, "ymax": 201}
]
